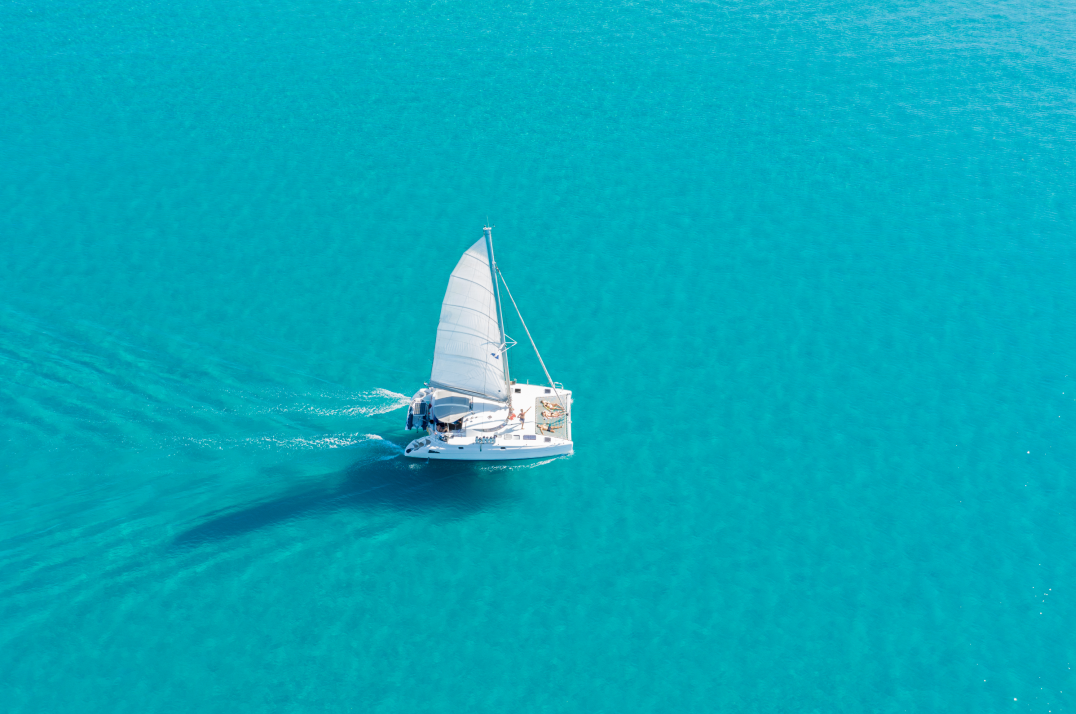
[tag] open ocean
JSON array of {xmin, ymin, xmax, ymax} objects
[{"xmin": 2, "ymin": 0, "xmax": 1074, "ymax": 711}]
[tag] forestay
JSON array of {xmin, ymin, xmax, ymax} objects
[{"xmin": 429, "ymin": 238, "xmax": 509, "ymax": 402}]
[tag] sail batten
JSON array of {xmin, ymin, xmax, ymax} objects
[{"xmin": 429, "ymin": 237, "xmax": 509, "ymax": 403}]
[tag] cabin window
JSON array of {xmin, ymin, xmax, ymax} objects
[
  {"xmin": 524, "ymin": 435, "xmax": 536, "ymax": 441},
  {"xmin": 544, "ymin": 437, "xmax": 551, "ymax": 442},
  {"xmin": 514, "ymin": 388, "xmax": 521, "ymax": 394},
  {"xmin": 544, "ymin": 389, "xmax": 551, "ymax": 394}
]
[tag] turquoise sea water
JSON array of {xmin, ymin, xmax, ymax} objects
[{"xmin": 2, "ymin": 0, "xmax": 1075, "ymax": 710}]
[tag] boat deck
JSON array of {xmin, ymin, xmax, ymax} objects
[{"xmin": 403, "ymin": 382, "xmax": 572, "ymax": 460}]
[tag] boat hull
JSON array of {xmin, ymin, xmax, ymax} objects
[{"xmin": 403, "ymin": 437, "xmax": 572, "ymax": 461}]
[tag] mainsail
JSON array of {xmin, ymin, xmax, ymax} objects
[{"xmin": 429, "ymin": 237, "xmax": 509, "ymax": 403}]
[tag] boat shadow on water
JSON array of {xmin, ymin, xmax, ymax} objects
[{"xmin": 170, "ymin": 454, "xmax": 518, "ymax": 551}]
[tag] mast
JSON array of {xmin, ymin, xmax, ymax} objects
[{"xmin": 484, "ymin": 225, "xmax": 512, "ymax": 394}]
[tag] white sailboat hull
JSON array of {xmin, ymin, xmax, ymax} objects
[{"xmin": 403, "ymin": 438, "xmax": 573, "ymax": 461}]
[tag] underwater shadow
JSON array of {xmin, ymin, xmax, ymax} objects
[{"xmin": 171, "ymin": 455, "xmax": 514, "ymax": 550}]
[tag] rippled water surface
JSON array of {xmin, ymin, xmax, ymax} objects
[{"xmin": 2, "ymin": 0, "xmax": 1075, "ymax": 711}]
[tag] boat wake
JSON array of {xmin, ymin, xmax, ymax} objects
[
  {"xmin": 270, "ymin": 388, "xmax": 410, "ymax": 418},
  {"xmin": 169, "ymin": 387, "xmax": 412, "ymax": 454},
  {"xmin": 482, "ymin": 455, "xmax": 566, "ymax": 473},
  {"xmin": 176, "ymin": 431, "xmax": 402, "ymax": 454}
]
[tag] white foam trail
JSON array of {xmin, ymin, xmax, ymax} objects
[
  {"xmin": 261, "ymin": 388, "xmax": 411, "ymax": 418},
  {"xmin": 176, "ymin": 432, "xmax": 401, "ymax": 453},
  {"xmin": 483, "ymin": 455, "xmax": 565, "ymax": 473}
]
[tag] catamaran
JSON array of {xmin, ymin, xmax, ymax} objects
[{"xmin": 403, "ymin": 226, "xmax": 573, "ymax": 460}]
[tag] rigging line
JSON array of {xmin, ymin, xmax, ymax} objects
[{"xmin": 496, "ymin": 268, "xmax": 566, "ymax": 416}]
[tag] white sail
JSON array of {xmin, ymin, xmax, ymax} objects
[{"xmin": 429, "ymin": 237, "xmax": 509, "ymax": 402}]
